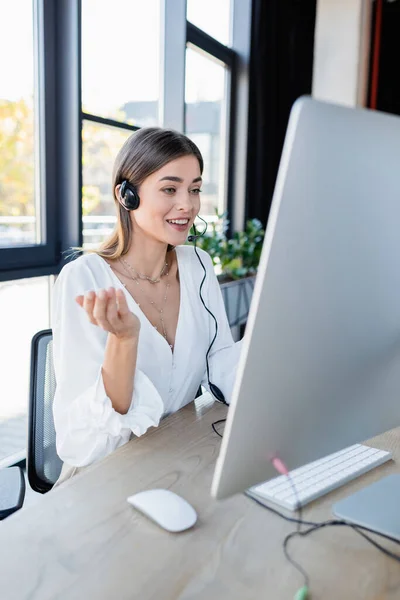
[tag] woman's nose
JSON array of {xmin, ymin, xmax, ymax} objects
[{"xmin": 176, "ymin": 191, "xmax": 195, "ymax": 210}]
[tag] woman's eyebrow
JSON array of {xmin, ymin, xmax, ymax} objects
[{"xmin": 158, "ymin": 176, "xmax": 202, "ymax": 183}]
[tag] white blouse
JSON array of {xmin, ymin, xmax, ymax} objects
[{"xmin": 52, "ymin": 245, "xmax": 242, "ymax": 468}]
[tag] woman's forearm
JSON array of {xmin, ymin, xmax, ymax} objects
[{"xmin": 102, "ymin": 333, "xmax": 139, "ymax": 414}]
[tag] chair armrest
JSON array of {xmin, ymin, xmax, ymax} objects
[{"xmin": 0, "ymin": 467, "xmax": 25, "ymax": 519}]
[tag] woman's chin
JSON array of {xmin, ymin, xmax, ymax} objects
[
  {"xmin": 167, "ymin": 235, "xmax": 187, "ymax": 247},
  {"xmin": 164, "ymin": 224, "xmax": 190, "ymax": 245}
]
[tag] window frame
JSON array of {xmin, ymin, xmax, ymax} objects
[
  {"xmin": 81, "ymin": 113, "xmax": 141, "ymax": 133},
  {"xmin": 0, "ymin": 0, "xmax": 59, "ymax": 281},
  {"xmin": 185, "ymin": 22, "xmax": 237, "ymax": 235}
]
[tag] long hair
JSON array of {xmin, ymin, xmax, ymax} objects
[{"xmin": 92, "ymin": 128, "xmax": 203, "ymax": 259}]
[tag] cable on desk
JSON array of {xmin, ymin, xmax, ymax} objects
[
  {"xmin": 211, "ymin": 418, "xmax": 226, "ymax": 437},
  {"xmin": 244, "ymin": 473, "xmax": 400, "ymax": 599},
  {"xmin": 210, "ymin": 417, "xmax": 400, "ymax": 595}
]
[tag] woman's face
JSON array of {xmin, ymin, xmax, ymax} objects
[{"xmin": 122, "ymin": 155, "xmax": 202, "ymax": 247}]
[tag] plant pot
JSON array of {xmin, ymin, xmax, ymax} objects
[{"xmin": 219, "ymin": 276, "xmax": 256, "ymax": 328}]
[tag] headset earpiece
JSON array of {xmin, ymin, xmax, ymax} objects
[{"xmin": 120, "ymin": 180, "xmax": 140, "ymax": 211}]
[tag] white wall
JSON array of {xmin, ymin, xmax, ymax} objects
[{"xmin": 312, "ymin": 0, "xmax": 373, "ymax": 107}]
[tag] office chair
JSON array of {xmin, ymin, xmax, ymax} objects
[
  {"xmin": 0, "ymin": 467, "xmax": 25, "ymax": 520},
  {"xmin": 28, "ymin": 329, "xmax": 63, "ymax": 493}
]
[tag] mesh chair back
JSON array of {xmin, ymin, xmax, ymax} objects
[{"xmin": 28, "ymin": 329, "xmax": 63, "ymax": 493}]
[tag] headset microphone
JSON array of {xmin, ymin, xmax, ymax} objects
[{"xmin": 187, "ymin": 215, "xmax": 208, "ymax": 242}]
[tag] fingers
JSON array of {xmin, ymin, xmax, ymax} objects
[
  {"xmin": 116, "ymin": 288, "xmax": 130, "ymax": 316},
  {"xmin": 106, "ymin": 288, "xmax": 119, "ymax": 329},
  {"xmin": 83, "ymin": 291, "xmax": 97, "ymax": 326},
  {"xmin": 77, "ymin": 287, "xmax": 131, "ymax": 334},
  {"xmin": 92, "ymin": 289, "xmax": 109, "ymax": 330}
]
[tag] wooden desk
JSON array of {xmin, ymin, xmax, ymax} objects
[{"xmin": 0, "ymin": 394, "xmax": 400, "ymax": 600}]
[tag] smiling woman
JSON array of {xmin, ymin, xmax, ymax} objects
[
  {"xmin": 114, "ymin": 154, "xmax": 202, "ymax": 248},
  {"xmin": 51, "ymin": 127, "xmax": 242, "ymax": 485},
  {"xmin": 96, "ymin": 128, "xmax": 204, "ymax": 260}
]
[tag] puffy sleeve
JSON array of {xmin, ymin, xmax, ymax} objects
[
  {"xmin": 52, "ymin": 257, "xmax": 164, "ymax": 467},
  {"xmin": 198, "ymin": 251, "xmax": 243, "ymax": 403}
]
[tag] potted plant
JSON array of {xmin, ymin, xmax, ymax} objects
[{"xmin": 189, "ymin": 212, "xmax": 265, "ymax": 328}]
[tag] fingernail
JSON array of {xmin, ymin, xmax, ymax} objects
[{"xmin": 98, "ymin": 289, "xmax": 105, "ymax": 299}]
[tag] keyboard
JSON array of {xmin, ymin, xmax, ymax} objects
[{"xmin": 248, "ymin": 444, "xmax": 392, "ymax": 512}]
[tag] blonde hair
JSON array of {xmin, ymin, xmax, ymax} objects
[{"xmin": 91, "ymin": 127, "xmax": 203, "ymax": 260}]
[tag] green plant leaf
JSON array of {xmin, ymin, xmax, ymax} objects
[{"xmin": 186, "ymin": 212, "xmax": 265, "ymax": 279}]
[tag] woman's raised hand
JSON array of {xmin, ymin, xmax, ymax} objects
[{"xmin": 76, "ymin": 287, "xmax": 140, "ymax": 340}]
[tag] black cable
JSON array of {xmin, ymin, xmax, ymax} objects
[
  {"xmin": 193, "ymin": 240, "xmax": 219, "ymax": 387},
  {"xmin": 284, "ymin": 520, "xmax": 400, "ymax": 563},
  {"xmin": 283, "ymin": 531, "xmax": 310, "ymax": 589},
  {"xmin": 244, "ymin": 488, "xmax": 400, "ymax": 592},
  {"xmin": 190, "ymin": 222, "xmax": 227, "ymax": 405},
  {"xmin": 244, "ymin": 490, "xmax": 400, "ymax": 546},
  {"xmin": 211, "ymin": 418, "xmax": 226, "ymax": 437}
]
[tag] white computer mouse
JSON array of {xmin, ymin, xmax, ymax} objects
[{"xmin": 127, "ymin": 488, "xmax": 197, "ymax": 533}]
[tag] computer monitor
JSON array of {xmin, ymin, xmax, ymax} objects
[{"xmin": 212, "ymin": 96, "xmax": 400, "ymax": 500}]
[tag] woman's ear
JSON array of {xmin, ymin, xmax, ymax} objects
[
  {"xmin": 115, "ymin": 184, "xmax": 128, "ymax": 210},
  {"xmin": 115, "ymin": 184, "xmax": 122, "ymax": 200}
]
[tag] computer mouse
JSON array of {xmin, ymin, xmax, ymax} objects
[{"xmin": 127, "ymin": 488, "xmax": 197, "ymax": 533}]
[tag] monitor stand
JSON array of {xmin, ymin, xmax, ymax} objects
[{"xmin": 332, "ymin": 474, "xmax": 400, "ymax": 541}]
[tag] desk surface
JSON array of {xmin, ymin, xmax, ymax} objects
[{"xmin": 1, "ymin": 394, "xmax": 400, "ymax": 600}]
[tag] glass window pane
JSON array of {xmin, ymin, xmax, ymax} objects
[
  {"xmin": 0, "ymin": 0, "xmax": 39, "ymax": 247},
  {"xmin": 187, "ymin": 0, "xmax": 231, "ymax": 46},
  {"xmin": 0, "ymin": 276, "xmax": 51, "ymax": 465},
  {"xmin": 185, "ymin": 47, "xmax": 228, "ymax": 218},
  {"xmin": 82, "ymin": 0, "xmax": 160, "ymax": 127},
  {"xmin": 82, "ymin": 121, "xmax": 132, "ymax": 249}
]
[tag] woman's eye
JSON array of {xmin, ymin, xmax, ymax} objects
[
  {"xmin": 190, "ymin": 188, "xmax": 202, "ymax": 195},
  {"xmin": 163, "ymin": 187, "xmax": 176, "ymax": 194}
]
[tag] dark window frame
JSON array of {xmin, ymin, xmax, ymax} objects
[
  {"xmin": 0, "ymin": 0, "xmax": 59, "ymax": 281},
  {"xmin": 185, "ymin": 22, "xmax": 237, "ymax": 236},
  {"xmin": 82, "ymin": 113, "xmax": 140, "ymax": 133}
]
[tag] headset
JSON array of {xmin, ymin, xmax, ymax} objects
[
  {"xmin": 119, "ymin": 180, "xmax": 141, "ymax": 211},
  {"xmin": 119, "ymin": 179, "xmax": 227, "ymax": 405}
]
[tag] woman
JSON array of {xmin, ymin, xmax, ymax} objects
[{"xmin": 52, "ymin": 127, "xmax": 241, "ymax": 484}]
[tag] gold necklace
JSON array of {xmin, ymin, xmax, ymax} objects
[
  {"xmin": 119, "ymin": 259, "xmax": 173, "ymax": 349},
  {"xmin": 121, "ymin": 257, "xmax": 168, "ymax": 284}
]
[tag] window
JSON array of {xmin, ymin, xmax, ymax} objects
[
  {"xmin": 184, "ymin": 5, "xmax": 236, "ymax": 222},
  {"xmin": 81, "ymin": 0, "xmax": 161, "ymax": 127},
  {"xmin": 185, "ymin": 47, "xmax": 228, "ymax": 217},
  {"xmin": 0, "ymin": 0, "xmax": 38, "ymax": 247},
  {"xmin": 0, "ymin": 0, "xmax": 59, "ymax": 277},
  {"xmin": 187, "ymin": 0, "xmax": 232, "ymax": 46},
  {"xmin": 0, "ymin": 276, "xmax": 52, "ymax": 465},
  {"xmin": 81, "ymin": 0, "xmax": 162, "ymax": 248}
]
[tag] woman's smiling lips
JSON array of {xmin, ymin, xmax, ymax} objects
[{"xmin": 166, "ymin": 218, "xmax": 190, "ymax": 232}]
